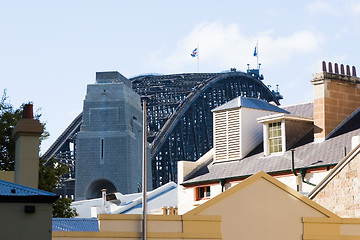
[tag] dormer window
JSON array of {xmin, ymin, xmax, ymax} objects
[
  {"xmin": 263, "ymin": 120, "xmax": 285, "ymax": 156},
  {"xmin": 212, "ymin": 97, "xmax": 290, "ymax": 163},
  {"xmin": 269, "ymin": 122, "xmax": 282, "ymax": 153},
  {"xmin": 258, "ymin": 111, "xmax": 314, "ymax": 157}
]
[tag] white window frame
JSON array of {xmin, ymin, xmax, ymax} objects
[{"xmin": 263, "ymin": 120, "xmax": 286, "ymax": 156}]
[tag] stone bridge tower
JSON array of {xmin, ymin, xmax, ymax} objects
[{"xmin": 75, "ymin": 71, "xmax": 151, "ymax": 200}]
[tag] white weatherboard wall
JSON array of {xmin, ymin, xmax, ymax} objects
[{"xmin": 214, "ymin": 107, "xmax": 278, "ymax": 162}]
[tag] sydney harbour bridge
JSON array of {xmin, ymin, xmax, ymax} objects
[{"xmin": 43, "ymin": 68, "xmax": 282, "ymax": 194}]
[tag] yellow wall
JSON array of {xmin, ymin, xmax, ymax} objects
[
  {"xmin": 303, "ymin": 217, "xmax": 360, "ymax": 239},
  {"xmin": 53, "ymin": 171, "xmax": 360, "ymax": 240},
  {"xmin": 0, "ymin": 171, "xmax": 14, "ymax": 182},
  {"xmin": 53, "ymin": 214, "xmax": 222, "ymax": 240}
]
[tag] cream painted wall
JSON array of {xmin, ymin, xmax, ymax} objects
[
  {"xmin": 194, "ymin": 177, "xmax": 328, "ymax": 240},
  {"xmin": 0, "ymin": 202, "xmax": 53, "ymax": 240},
  {"xmin": 178, "ymin": 171, "xmax": 331, "ymax": 214},
  {"xmin": 14, "ymin": 135, "xmax": 41, "ymax": 188}
]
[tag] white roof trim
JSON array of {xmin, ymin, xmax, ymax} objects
[{"xmin": 257, "ymin": 113, "xmax": 313, "ymax": 123}]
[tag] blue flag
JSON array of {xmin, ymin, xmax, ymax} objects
[
  {"xmin": 191, "ymin": 48, "xmax": 198, "ymax": 57},
  {"xmin": 253, "ymin": 46, "xmax": 258, "ymax": 57}
]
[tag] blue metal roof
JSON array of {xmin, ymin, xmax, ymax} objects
[
  {"xmin": 0, "ymin": 179, "xmax": 56, "ymax": 196},
  {"xmin": 52, "ymin": 218, "xmax": 99, "ymax": 232}
]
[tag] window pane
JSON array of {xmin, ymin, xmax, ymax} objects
[
  {"xmin": 206, "ymin": 186, "xmax": 210, "ymax": 197},
  {"xmin": 268, "ymin": 122, "xmax": 282, "ymax": 154}
]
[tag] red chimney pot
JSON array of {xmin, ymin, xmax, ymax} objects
[{"xmin": 23, "ymin": 104, "xmax": 34, "ymax": 119}]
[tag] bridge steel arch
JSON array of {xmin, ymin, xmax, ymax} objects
[
  {"xmin": 43, "ymin": 70, "xmax": 282, "ymax": 192},
  {"xmin": 147, "ymin": 71, "xmax": 281, "ymax": 187}
]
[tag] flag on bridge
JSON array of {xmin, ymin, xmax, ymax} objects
[{"xmin": 191, "ymin": 48, "xmax": 198, "ymax": 57}]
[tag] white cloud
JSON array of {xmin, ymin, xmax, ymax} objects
[
  {"xmin": 349, "ymin": 1, "xmax": 360, "ymax": 15},
  {"xmin": 306, "ymin": 0, "xmax": 341, "ymax": 16},
  {"xmin": 306, "ymin": 0, "xmax": 360, "ymax": 16},
  {"xmin": 148, "ymin": 22, "xmax": 323, "ymax": 73},
  {"xmin": 259, "ymin": 30, "xmax": 323, "ymax": 65}
]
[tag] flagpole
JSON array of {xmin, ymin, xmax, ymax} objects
[
  {"xmin": 142, "ymin": 97, "xmax": 148, "ymax": 240},
  {"xmin": 256, "ymin": 40, "xmax": 259, "ymax": 69}
]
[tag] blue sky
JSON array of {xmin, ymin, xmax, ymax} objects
[{"xmin": 1, "ymin": 0, "xmax": 360, "ymax": 153}]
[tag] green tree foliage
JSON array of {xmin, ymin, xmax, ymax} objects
[
  {"xmin": 38, "ymin": 158, "xmax": 68, "ymax": 193},
  {"xmin": 0, "ymin": 90, "xmax": 47, "ymax": 170},
  {"xmin": 38, "ymin": 158, "xmax": 78, "ymax": 218},
  {"xmin": 0, "ymin": 90, "xmax": 77, "ymax": 217},
  {"xmin": 0, "ymin": 91, "xmax": 22, "ymax": 171},
  {"xmin": 53, "ymin": 197, "xmax": 78, "ymax": 218}
]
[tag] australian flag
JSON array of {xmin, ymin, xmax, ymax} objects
[{"xmin": 191, "ymin": 48, "xmax": 198, "ymax": 57}]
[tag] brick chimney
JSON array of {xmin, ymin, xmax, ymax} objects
[
  {"xmin": 12, "ymin": 104, "xmax": 44, "ymax": 188},
  {"xmin": 312, "ymin": 61, "xmax": 360, "ymax": 140}
]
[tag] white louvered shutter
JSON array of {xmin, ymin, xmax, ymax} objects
[{"xmin": 214, "ymin": 109, "xmax": 241, "ymax": 162}]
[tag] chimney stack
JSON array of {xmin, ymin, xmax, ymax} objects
[
  {"xmin": 312, "ymin": 61, "xmax": 360, "ymax": 140},
  {"xmin": 12, "ymin": 104, "xmax": 44, "ymax": 188}
]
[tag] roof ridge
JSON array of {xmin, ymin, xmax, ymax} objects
[{"xmin": 212, "ymin": 96, "xmax": 288, "ymax": 113}]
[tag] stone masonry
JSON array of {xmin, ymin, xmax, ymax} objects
[
  {"xmin": 312, "ymin": 61, "xmax": 360, "ymax": 139},
  {"xmin": 75, "ymin": 72, "xmax": 151, "ymax": 200},
  {"xmin": 312, "ymin": 152, "xmax": 360, "ymax": 217}
]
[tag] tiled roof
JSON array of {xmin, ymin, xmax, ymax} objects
[
  {"xmin": 52, "ymin": 218, "xmax": 99, "ymax": 232},
  {"xmin": 212, "ymin": 96, "xmax": 289, "ymax": 113},
  {"xmin": 326, "ymin": 107, "xmax": 360, "ymax": 139},
  {"xmin": 282, "ymin": 102, "xmax": 313, "ymax": 119},
  {"xmin": 182, "ymin": 105, "xmax": 360, "ymax": 185},
  {"xmin": 0, "ymin": 180, "xmax": 56, "ymax": 197}
]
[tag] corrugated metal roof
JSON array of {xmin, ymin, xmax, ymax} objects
[
  {"xmin": 52, "ymin": 218, "xmax": 99, "ymax": 232},
  {"xmin": 123, "ymin": 185, "xmax": 178, "ymax": 214},
  {"xmin": 212, "ymin": 97, "xmax": 289, "ymax": 113},
  {"xmin": 71, "ymin": 182, "xmax": 177, "ymax": 217},
  {"xmin": 0, "ymin": 179, "xmax": 56, "ymax": 197}
]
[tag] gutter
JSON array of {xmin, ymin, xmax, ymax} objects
[
  {"xmin": 300, "ymin": 168, "xmax": 316, "ymax": 187},
  {"xmin": 181, "ymin": 163, "xmax": 335, "ymax": 187},
  {"xmin": 219, "ymin": 179, "xmax": 226, "ymax": 192},
  {"xmin": 292, "ymin": 149, "xmax": 316, "ymax": 187},
  {"xmin": 290, "ymin": 150, "xmax": 300, "ymax": 192}
]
